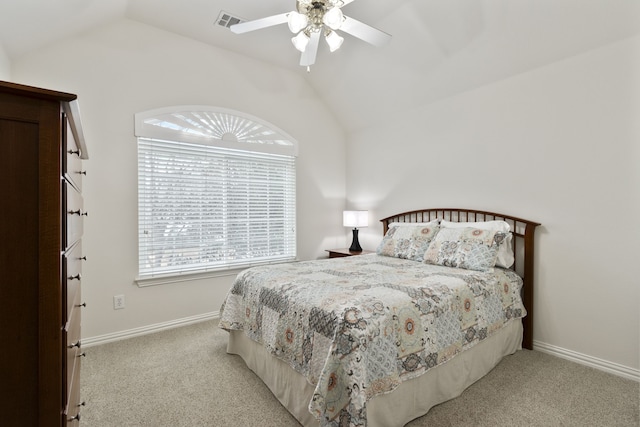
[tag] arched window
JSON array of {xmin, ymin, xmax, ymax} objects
[{"xmin": 135, "ymin": 106, "xmax": 297, "ymax": 284}]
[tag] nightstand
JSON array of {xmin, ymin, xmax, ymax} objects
[{"xmin": 326, "ymin": 248, "xmax": 374, "ymax": 258}]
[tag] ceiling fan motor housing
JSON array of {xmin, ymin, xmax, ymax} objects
[{"xmin": 298, "ymin": 0, "xmax": 332, "ymax": 30}]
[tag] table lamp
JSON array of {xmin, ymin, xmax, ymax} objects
[{"xmin": 343, "ymin": 210, "xmax": 368, "ymax": 252}]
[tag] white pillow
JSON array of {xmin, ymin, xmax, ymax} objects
[
  {"xmin": 440, "ymin": 220, "xmax": 514, "ymax": 268},
  {"xmin": 440, "ymin": 219, "xmax": 509, "ymax": 232},
  {"xmin": 387, "ymin": 220, "xmax": 441, "ymax": 227}
]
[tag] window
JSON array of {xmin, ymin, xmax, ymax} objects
[{"xmin": 135, "ymin": 107, "xmax": 297, "ymax": 282}]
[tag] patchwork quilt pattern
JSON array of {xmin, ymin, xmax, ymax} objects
[{"xmin": 219, "ymin": 254, "xmax": 525, "ymax": 426}]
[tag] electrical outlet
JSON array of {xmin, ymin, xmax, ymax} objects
[{"xmin": 113, "ymin": 294, "xmax": 125, "ymax": 310}]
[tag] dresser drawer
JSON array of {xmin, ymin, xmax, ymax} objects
[
  {"xmin": 65, "ymin": 289, "xmax": 82, "ymax": 405},
  {"xmin": 64, "ymin": 240, "xmax": 83, "ymax": 324},
  {"xmin": 64, "ymin": 119, "xmax": 84, "ymax": 192},
  {"xmin": 65, "ymin": 353, "xmax": 83, "ymax": 425},
  {"xmin": 64, "ymin": 182, "xmax": 84, "ymax": 250}
]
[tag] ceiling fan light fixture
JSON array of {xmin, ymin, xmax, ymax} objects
[
  {"xmin": 322, "ymin": 7, "xmax": 344, "ymax": 30},
  {"xmin": 325, "ymin": 30, "xmax": 344, "ymax": 52},
  {"xmin": 228, "ymin": 0, "xmax": 392, "ymax": 68},
  {"xmin": 287, "ymin": 11, "xmax": 309, "ymax": 33},
  {"xmin": 292, "ymin": 31, "xmax": 310, "ymax": 52}
]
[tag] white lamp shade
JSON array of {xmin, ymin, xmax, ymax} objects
[
  {"xmin": 287, "ymin": 11, "xmax": 309, "ymax": 33},
  {"xmin": 323, "ymin": 7, "xmax": 344, "ymax": 30},
  {"xmin": 343, "ymin": 210, "xmax": 368, "ymax": 228},
  {"xmin": 291, "ymin": 31, "xmax": 310, "ymax": 52},
  {"xmin": 325, "ymin": 30, "xmax": 344, "ymax": 52}
]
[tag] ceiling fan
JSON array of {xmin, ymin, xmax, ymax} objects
[{"xmin": 230, "ymin": 0, "xmax": 392, "ymax": 69}]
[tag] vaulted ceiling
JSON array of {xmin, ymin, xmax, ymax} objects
[{"xmin": 1, "ymin": 0, "xmax": 639, "ymax": 131}]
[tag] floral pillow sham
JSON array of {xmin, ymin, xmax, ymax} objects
[
  {"xmin": 423, "ymin": 226, "xmax": 507, "ymax": 271},
  {"xmin": 376, "ymin": 220, "xmax": 440, "ymax": 261},
  {"xmin": 440, "ymin": 220, "xmax": 514, "ymax": 268}
]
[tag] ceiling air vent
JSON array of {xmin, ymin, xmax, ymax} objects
[{"xmin": 216, "ymin": 11, "xmax": 244, "ymax": 29}]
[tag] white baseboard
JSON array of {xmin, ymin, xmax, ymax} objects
[
  {"xmin": 533, "ymin": 340, "xmax": 639, "ymax": 382},
  {"xmin": 82, "ymin": 311, "xmax": 220, "ymax": 348}
]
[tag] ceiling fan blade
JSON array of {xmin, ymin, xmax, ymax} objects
[
  {"xmin": 340, "ymin": 16, "xmax": 392, "ymax": 46},
  {"xmin": 230, "ymin": 13, "xmax": 289, "ymax": 34},
  {"xmin": 300, "ymin": 31, "xmax": 321, "ymax": 67}
]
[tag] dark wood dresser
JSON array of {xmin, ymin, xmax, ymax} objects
[{"xmin": 0, "ymin": 81, "xmax": 88, "ymax": 426}]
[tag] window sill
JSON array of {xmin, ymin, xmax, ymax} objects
[{"xmin": 135, "ymin": 258, "xmax": 296, "ymax": 287}]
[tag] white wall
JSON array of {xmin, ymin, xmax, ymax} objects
[
  {"xmin": 0, "ymin": 44, "xmax": 10, "ymax": 80},
  {"xmin": 349, "ymin": 35, "xmax": 640, "ymax": 372},
  {"xmin": 12, "ymin": 18, "xmax": 347, "ymax": 339}
]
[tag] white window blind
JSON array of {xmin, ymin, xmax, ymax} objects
[{"xmin": 137, "ymin": 137, "xmax": 296, "ymax": 278}]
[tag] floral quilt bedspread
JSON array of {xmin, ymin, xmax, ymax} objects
[{"xmin": 219, "ymin": 254, "xmax": 525, "ymax": 426}]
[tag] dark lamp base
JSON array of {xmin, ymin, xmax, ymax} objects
[{"xmin": 349, "ymin": 228, "xmax": 362, "ymax": 252}]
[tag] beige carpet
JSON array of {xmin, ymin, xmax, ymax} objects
[{"xmin": 81, "ymin": 319, "xmax": 639, "ymax": 426}]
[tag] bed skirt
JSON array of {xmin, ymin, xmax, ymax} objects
[{"xmin": 227, "ymin": 320, "xmax": 522, "ymax": 427}]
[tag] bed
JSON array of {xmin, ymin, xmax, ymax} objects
[{"xmin": 219, "ymin": 208, "xmax": 540, "ymax": 427}]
